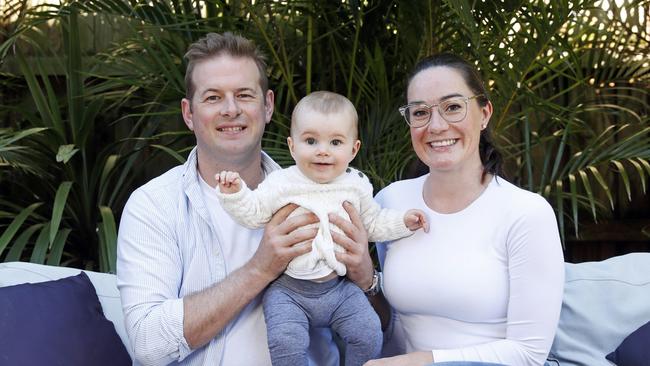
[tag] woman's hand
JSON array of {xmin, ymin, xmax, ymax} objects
[
  {"xmin": 364, "ymin": 352, "xmax": 434, "ymax": 366},
  {"xmin": 330, "ymin": 201, "xmax": 374, "ymax": 290}
]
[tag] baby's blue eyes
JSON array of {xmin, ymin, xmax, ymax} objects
[{"xmin": 304, "ymin": 138, "xmax": 344, "ymax": 146}]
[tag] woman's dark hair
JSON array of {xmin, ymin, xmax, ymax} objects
[{"xmin": 407, "ymin": 53, "xmax": 503, "ymax": 181}]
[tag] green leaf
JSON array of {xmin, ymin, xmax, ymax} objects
[
  {"xmin": 46, "ymin": 229, "xmax": 72, "ymax": 266},
  {"xmin": 56, "ymin": 144, "xmax": 79, "ymax": 163},
  {"xmin": 568, "ymin": 174, "xmax": 579, "ymax": 237},
  {"xmin": 5, "ymin": 224, "xmax": 44, "ymax": 262},
  {"xmin": 150, "ymin": 144, "xmax": 186, "ymax": 164},
  {"xmin": 31, "ymin": 223, "xmax": 51, "ymax": 265},
  {"xmin": 50, "ymin": 181, "xmax": 73, "ymax": 246},
  {"xmin": 611, "ymin": 160, "xmax": 632, "ymax": 202},
  {"xmin": 577, "ymin": 170, "xmax": 597, "ymax": 220},
  {"xmin": 587, "ymin": 166, "xmax": 614, "ymax": 210},
  {"xmin": 0, "ymin": 203, "xmax": 43, "ymax": 257},
  {"xmin": 98, "ymin": 206, "xmax": 117, "ymax": 273}
]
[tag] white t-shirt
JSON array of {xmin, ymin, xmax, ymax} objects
[
  {"xmin": 200, "ymin": 176, "xmax": 270, "ymax": 365},
  {"xmin": 375, "ymin": 175, "xmax": 564, "ymax": 366}
]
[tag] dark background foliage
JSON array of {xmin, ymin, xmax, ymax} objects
[{"xmin": 1, "ymin": 0, "xmax": 649, "ymax": 272}]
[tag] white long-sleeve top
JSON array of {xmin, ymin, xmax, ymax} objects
[
  {"xmin": 376, "ymin": 175, "xmax": 565, "ymax": 366},
  {"xmin": 216, "ymin": 165, "xmax": 413, "ymax": 280}
]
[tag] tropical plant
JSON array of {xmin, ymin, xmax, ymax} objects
[
  {"xmin": 0, "ymin": 0, "xmax": 648, "ymax": 271},
  {"xmin": 0, "ymin": 4, "xmax": 186, "ymax": 272}
]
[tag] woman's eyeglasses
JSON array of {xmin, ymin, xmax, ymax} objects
[{"xmin": 398, "ymin": 94, "xmax": 484, "ymax": 128}]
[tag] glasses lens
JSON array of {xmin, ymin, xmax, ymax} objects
[
  {"xmin": 405, "ymin": 105, "xmax": 431, "ymax": 127},
  {"xmin": 440, "ymin": 99, "xmax": 467, "ymax": 122}
]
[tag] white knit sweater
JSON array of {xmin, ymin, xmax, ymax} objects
[{"xmin": 215, "ymin": 165, "xmax": 413, "ymax": 280}]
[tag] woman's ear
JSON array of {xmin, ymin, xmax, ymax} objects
[{"xmin": 480, "ymin": 100, "xmax": 493, "ymax": 129}]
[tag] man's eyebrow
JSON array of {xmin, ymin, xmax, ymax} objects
[
  {"xmin": 199, "ymin": 88, "xmax": 220, "ymax": 96},
  {"xmin": 200, "ymin": 87, "xmax": 257, "ymax": 95},
  {"xmin": 235, "ymin": 87, "xmax": 257, "ymax": 94}
]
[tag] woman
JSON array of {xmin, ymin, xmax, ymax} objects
[{"xmin": 364, "ymin": 54, "xmax": 565, "ymax": 366}]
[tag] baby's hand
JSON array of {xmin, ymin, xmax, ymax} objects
[
  {"xmin": 215, "ymin": 171, "xmax": 242, "ymax": 194},
  {"xmin": 404, "ymin": 209, "xmax": 429, "ymax": 233}
]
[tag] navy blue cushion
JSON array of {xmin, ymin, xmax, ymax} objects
[
  {"xmin": 606, "ymin": 320, "xmax": 650, "ymax": 366},
  {"xmin": 0, "ymin": 271, "xmax": 131, "ymax": 366}
]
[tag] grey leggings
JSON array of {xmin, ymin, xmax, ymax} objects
[{"xmin": 263, "ymin": 274, "xmax": 382, "ymax": 366}]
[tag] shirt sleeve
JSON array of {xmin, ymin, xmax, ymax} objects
[
  {"xmin": 214, "ymin": 174, "xmax": 277, "ymax": 229},
  {"xmin": 358, "ymin": 176, "xmax": 413, "ymax": 242},
  {"xmin": 431, "ymin": 196, "xmax": 565, "ymax": 366},
  {"xmin": 116, "ymin": 188, "xmax": 192, "ymax": 366}
]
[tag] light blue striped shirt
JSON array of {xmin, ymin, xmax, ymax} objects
[{"xmin": 117, "ymin": 147, "xmax": 338, "ymax": 365}]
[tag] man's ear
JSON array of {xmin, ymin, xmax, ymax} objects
[
  {"xmin": 181, "ymin": 98, "xmax": 194, "ymax": 131},
  {"xmin": 351, "ymin": 140, "xmax": 361, "ymax": 160},
  {"xmin": 264, "ymin": 90, "xmax": 275, "ymax": 124},
  {"xmin": 287, "ymin": 136, "xmax": 296, "ymax": 159}
]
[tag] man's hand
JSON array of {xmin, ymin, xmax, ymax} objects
[
  {"xmin": 184, "ymin": 204, "xmax": 317, "ymax": 349},
  {"xmin": 248, "ymin": 203, "xmax": 319, "ymax": 283},
  {"xmin": 330, "ymin": 201, "xmax": 374, "ymax": 290},
  {"xmin": 215, "ymin": 170, "xmax": 242, "ymax": 194},
  {"xmin": 404, "ymin": 209, "xmax": 429, "ymax": 232}
]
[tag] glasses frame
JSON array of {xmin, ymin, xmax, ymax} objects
[{"xmin": 398, "ymin": 94, "xmax": 485, "ymax": 128}]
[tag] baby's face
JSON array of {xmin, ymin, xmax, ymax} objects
[{"xmin": 288, "ymin": 109, "xmax": 360, "ymax": 184}]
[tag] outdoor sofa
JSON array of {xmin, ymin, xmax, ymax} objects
[{"xmin": 1, "ymin": 252, "xmax": 649, "ymax": 366}]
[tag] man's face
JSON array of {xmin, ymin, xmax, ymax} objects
[
  {"xmin": 287, "ymin": 108, "xmax": 360, "ymax": 184},
  {"xmin": 181, "ymin": 54, "xmax": 273, "ymax": 165}
]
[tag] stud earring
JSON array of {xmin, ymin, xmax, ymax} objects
[{"xmin": 480, "ymin": 124, "xmax": 486, "ymax": 129}]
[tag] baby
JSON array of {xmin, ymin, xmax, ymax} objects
[{"xmin": 215, "ymin": 91, "xmax": 428, "ymax": 366}]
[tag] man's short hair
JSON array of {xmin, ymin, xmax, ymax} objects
[
  {"xmin": 184, "ymin": 32, "xmax": 268, "ymax": 100},
  {"xmin": 291, "ymin": 91, "xmax": 359, "ymax": 138}
]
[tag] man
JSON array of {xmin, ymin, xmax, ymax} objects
[{"xmin": 116, "ymin": 32, "xmax": 375, "ymax": 366}]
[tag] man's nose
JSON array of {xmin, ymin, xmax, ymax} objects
[{"xmin": 220, "ymin": 95, "xmax": 241, "ymax": 117}]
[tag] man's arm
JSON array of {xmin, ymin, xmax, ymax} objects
[
  {"xmin": 330, "ymin": 202, "xmax": 374, "ymax": 291},
  {"xmin": 118, "ymin": 195, "xmax": 317, "ymax": 365},
  {"xmin": 183, "ymin": 203, "xmax": 317, "ymax": 348},
  {"xmin": 330, "ymin": 202, "xmax": 391, "ymax": 328}
]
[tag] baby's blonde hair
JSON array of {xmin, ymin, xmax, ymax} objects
[{"xmin": 291, "ymin": 91, "xmax": 359, "ymax": 139}]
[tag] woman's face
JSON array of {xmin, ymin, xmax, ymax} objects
[{"xmin": 407, "ymin": 66, "xmax": 492, "ymax": 175}]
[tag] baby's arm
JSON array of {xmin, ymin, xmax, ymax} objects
[
  {"xmin": 404, "ymin": 209, "xmax": 429, "ymax": 232},
  {"xmin": 215, "ymin": 171, "xmax": 242, "ymax": 194},
  {"xmin": 214, "ymin": 171, "xmax": 276, "ymax": 229}
]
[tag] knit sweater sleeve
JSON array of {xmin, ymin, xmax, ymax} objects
[
  {"xmin": 358, "ymin": 176, "xmax": 413, "ymax": 242},
  {"xmin": 214, "ymin": 174, "xmax": 279, "ymax": 229}
]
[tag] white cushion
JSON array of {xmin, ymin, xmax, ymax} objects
[{"xmin": 548, "ymin": 253, "xmax": 650, "ymax": 366}]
